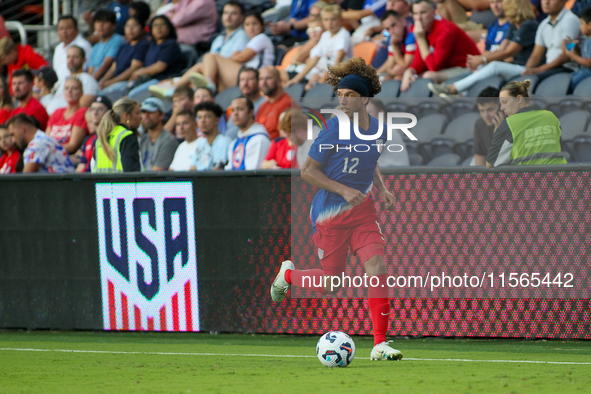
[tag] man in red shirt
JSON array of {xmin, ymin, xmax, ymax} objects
[
  {"xmin": 0, "ymin": 123, "xmax": 22, "ymax": 173},
  {"xmin": 255, "ymin": 66, "xmax": 294, "ymax": 141},
  {"xmin": 401, "ymin": 0, "xmax": 479, "ymax": 91},
  {"xmin": 0, "ymin": 37, "xmax": 48, "ymax": 94},
  {"xmin": 10, "ymin": 70, "xmax": 49, "ymax": 130}
]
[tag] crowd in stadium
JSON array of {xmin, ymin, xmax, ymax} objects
[{"xmin": 0, "ymin": 0, "xmax": 589, "ymax": 173}]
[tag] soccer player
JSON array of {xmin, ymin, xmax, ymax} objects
[{"xmin": 270, "ymin": 57, "xmax": 403, "ymax": 361}]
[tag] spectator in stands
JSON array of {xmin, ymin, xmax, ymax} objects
[
  {"xmin": 33, "ymin": 67, "xmax": 58, "ymax": 109},
  {"xmin": 165, "ymin": 0, "xmax": 218, "ymax": 46},
  {"xmin": 285, "ymin": 5, "xmax": 353, "ymax": 91},
  {"xmin": 190, "ymin": 102, "xmax": 231, "ymax": 170},
  {"xmin": 226, "ymin": 96, "xmax": 271, "ymax": 170},
  {"xmin": 226, "ymin": 67, "xmax": 267, "ymax": 141},
  {"xmin": 210, "ymin": 1, "xmax": 250, "ymax": 57},
  {"xmin": 139, "ymin": 97, "xmax": 179, "ymax": 171},
  {"xmin": 193, "ymin": 87, "xmax": 215, "ymax": 106},
  {"xmin": 435, "ymin": 0, "xmax": 486, "ymax": 41},
  {"xmin": 279, "ymin": 17, "xmax": 325, "ymax": 85},
  {"xmin": 0, "ymin": 37, "xmax": 48, "ymax": 95},
  {"xmin": 107, "ymin": 0, "xmax": 133, "ymax": 36},
  {"xmin": 88, "ymin": 9, "xmax": 127, "ymax": 81},
  {"xmin": 98, "ymin": 16, "xmax": 150, "ymax": 94},
  {"xmin": 338, "ymin": 0, "xmax": 390, "ymax": 45},
  {"xmin": 268, "ymin": 0, "xmax": 315, "ymax": 47},
  {"xmin": 401, "ymin": 0, "xmax": 480, "ymax": 91},
  {"xmin": 467, "ymin": 0, "xmax": 512, "ymax": 70},
  {"xmin": 262, "ymin": 109, "xmax": 296, "ymax": 169},
  {"xmin": 10, "ymin": 70, "xmax": 49, "ymax": 131},
  {"xmin": 127, "ymin": 15, "xmax": 184, "ymax": 97},
  {"xmin": 189, "ymin": 87, "xmax": 228, "ymax": 134},
  {"xmin": 148, "ymin": 1, "xmax": 250, "ymax": 97},
  {"xmin": 0, "ymin": 124, "xmax": 22, "ymax": 173},
  {"xmin": 0, "ymin": 76, "xmax": 13, "ymax": 125},
  {"xmin": 164, "ymin": 86, "xmax": 194, "ymax": 138},
  {"xmin": 7, "ymin": 114, "xmax": 75, "ymax": 173},
  {"xmin": 473, "ymin": 87, "xmax": 501, "ymax": 166},
  {"xmin": 430, "ymin": 0, "xmax": 576, "ymax": 96},
  {"xmin": 46, "ymin": 77, "xmax": 89, "ymax": 154},
  {"xmin": 563, "ymin": 6, "xmax": 591, "ymax": 91},
  {"xmin": 129, "ymin": 1, "xmax": 151, "ymax": 26},
  {"xmin": 53, "ymin": 16, "xmax": 93, "ymax": 83},
  {"xmin": 486, "ymin": 80, "xmax": 567, "ymax": 167},
  {"xmin": 290, "ymin": 108, "xmax": 313, "ymax": 168},
  {"xmin": 77, "ymin": 95, "xmax": 111, "ymax": 172},
  {"xmin": 375, "ymin": 10, "xmax": 414, "ymax": 81},
  {"xmin": 173, "ymin": 11, "xmax": 275, "ymax": 94},
  {"xmin": 47, "ymin": 46, "xmax": 99, "ymax": 115},
  {"xmin": 169, "ymin": 109, "xmax": 200, "ymax": 171},
  {"xmin": 256, "ymin": 66, "xmax": 293, "ymax": 140},
  {"xmin": 93, "ymin": 97, "xmax": 141, "ymax": 172}
]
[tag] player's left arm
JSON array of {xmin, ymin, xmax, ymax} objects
[{"xmin": 373, "ymin": 164, "xmax": 396, "ymax": 211}]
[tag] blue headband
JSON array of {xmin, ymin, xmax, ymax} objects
[{"xmin": 337, "ymin": 74, "xmax": 371, "ymax": 97}]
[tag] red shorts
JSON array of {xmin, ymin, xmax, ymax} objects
[{"xmin": 313, "ymin": 200, "xmax": 385, "ymax": 276}]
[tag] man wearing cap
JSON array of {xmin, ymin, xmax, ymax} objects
[
  {"xmin": 33, "ymin": 67, "xmax": 58, "ymax": 109},
  {"xmin": 46, "ymin": 46, "xmax": 99, "ymax": 115},
  {"xmin": 77, "ymin": 95, "xmax": 112, "ymax": 173},
  {"xmin": 270, "ymin": 58, "xmax": 405, "ymax": 363},
  {"xmin": 138, "ymin": 97, "xmax": 179, "ymax": 171}
]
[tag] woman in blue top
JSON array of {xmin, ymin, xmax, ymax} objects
[
  {"xmin": 99, "ymin": 16, "xmax": 150, "ymax": 94},
  {"xmin": 127, "ymin": 15, "xmax": 184, "ymax": 97}
]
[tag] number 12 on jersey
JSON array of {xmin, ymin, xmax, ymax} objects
[{"xmin": 342, "ymin": 157, "xmax": 360, "ymax": 174}]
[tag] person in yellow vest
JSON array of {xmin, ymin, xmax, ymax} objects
[
  {"xmin": 486, "ymin": 80, "xmax": 567, "ymax": 168},
  {"xmin": 92, "ymin": 97, "xmax": 142, "ymax": 172}
]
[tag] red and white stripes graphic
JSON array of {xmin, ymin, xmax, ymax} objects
[{"xmin": 107, "ymin": 280, "xmax": 194, "ymax": 331}]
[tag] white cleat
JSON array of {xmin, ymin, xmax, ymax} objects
[
  {"xmin": 270, "ymin": 260, "xmax": 294, "ymax": 302},
  {"xmin": 370, "ymin": 341, "xmax": 403, "ymax": 361}
]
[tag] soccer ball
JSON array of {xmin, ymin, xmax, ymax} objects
[{"xmin": 316, "ymin": 331, "xmax": 356, "ymax": 367}]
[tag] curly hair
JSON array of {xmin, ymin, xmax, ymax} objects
[{"xmin": 325, "ymin": 57, "xmax": 381, "ymax": 97}]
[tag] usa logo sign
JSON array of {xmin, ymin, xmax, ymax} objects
[{"xmin": 96, "ymin": 182, "xmax": 199, "ymax": 332}]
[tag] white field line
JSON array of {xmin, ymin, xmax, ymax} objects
[{"xmin": 1, "ymin": 347, "xmax": 591, "ymax": 365}]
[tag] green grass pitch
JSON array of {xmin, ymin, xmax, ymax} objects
[{"xmin": 1, "ymin": 330, "xmax": 591, "ymax": 393}]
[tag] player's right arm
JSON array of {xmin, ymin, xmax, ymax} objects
[{"xmin": 301, "ymin": 156, "xmax": 367, "ymax": 207}]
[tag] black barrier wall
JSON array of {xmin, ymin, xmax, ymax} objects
[{"xmin": 0, "ymin": 166, "xmax": 589, "ymax": 338}]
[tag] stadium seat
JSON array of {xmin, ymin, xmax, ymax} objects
[
  {"xmin": 447, "ymin": 99, "xmax": 475, "ymax": 118},
  {"xmin": 215, "ymin": 85, "xmax": 241, "ymax": 110},
  {"xmin": 506, "ymin": 74, "xmax": 539, "ymax": 93},
  {"xmin": 466, "ymin": 75, "xmax": 504, "ymax": 97},
  {"xmin": 375, "ymin": 80, "xmax": 401, "ymax": 99},
  {"xmin": 426, "ymin": 153, "xmax": 461, "ymax": 166},
  {"xmin": 534, "ymin": 73, "xmax": 572, "ymax": 97},
  {"xmin": 278, "ymin": 47, "xmax": 298, "ymax": 71},
  {"xmin": 573, "ymin": 75, "xmax": 591, "ymax": 97},
  {"xmin": 414, "ymin": 100, "xmax": 444, "ymax": 117},
  {"xmin": 453, "ymin": 139, "xmax": 474, "ymax": 161},
  {"xmin": 443, "ymin": 112, "xmax": 481, "ymax": 143},
  {"xmin": 285, "ymin": 83, "xmax": 306, "ymax": 99},
  {"xmin": 353, "ymin": 42, "xmax": 377, "ymax": 64},
  {"xmin": 399, "ymin": 79, "xmax": 433, "ymax": 98},
  {"xmin": 129, "ymin": 88, "xmax": 154, "ymax": 105},
  {"xmin": 179, "ymin": 44, "xmax": 198, "ymax": 71},
  {"xmin": 419, "ymin": 137, "xmax": 455, "ymax": 162},
  {"xmin": 304, "ymin": 83, "xmax": 335, "ymax": 98},
  {"xmin": 559, "ymin": 109, "xmax": 590, "ymax": 141},
  {"xmin": 104, "ymin": 90, "xmax": 125, "ymax": 105},
  {"xmin": 572, "ymin": 134, "xmax": 591, "ymax": 162},
  {"xmin": 408, "ymin": 152, "xmax": 424, "ymax": 165},
  {"xmin": 410, "ymin": 113, "xmax": 448, "ymax": 142},
  {"xmin": 274, "ymin": 46, "xmax": 286, "ymax": 66}
]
